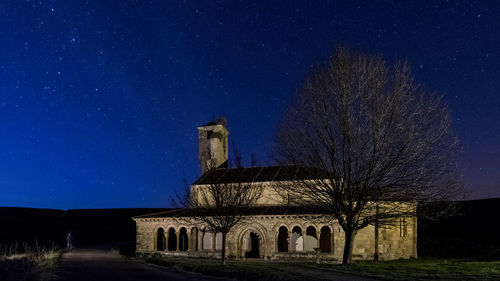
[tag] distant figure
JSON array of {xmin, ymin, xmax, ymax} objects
[{"xmin": 66, "ymin": 233, "xmax": 73, "ymax": 251}]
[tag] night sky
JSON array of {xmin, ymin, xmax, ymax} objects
[{"xmin": 0, "ymin": 1, "xmax": 498, "ymax": 209}]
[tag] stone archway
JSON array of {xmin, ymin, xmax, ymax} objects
[
  {"xmin": 291, "ymin": 226, "xmax": 303, "ymax": 252},
  {"xmin": 244, "ymin": 232, "xmax": 260, "ymax": 258},
  {"xmin": 179, "ymin": 227, "xmax": 188, "ymax": 251},
  {"xmin": 237, "ymin": 224, "xmax": 268, "ymax": 259},
  {"xmin": 155, "ymin": 227, "xmax": 166, "ymax": 251},
  {"xmin": 167, "ymin": 227, "xmax": 177, "ymax": 251},
  {"xmin": 319, "ymin": 226, "xmax": 333, "ymax": 253},
  {"xmin": 304, "ymin": 226, "xmax": 318, "ymax": 252},
  {"xmin": 277, "ymin": 226, "xmax": 289, "ymax": 252}
]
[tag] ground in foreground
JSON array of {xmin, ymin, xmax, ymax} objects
[
  {"xmin": 54, "ymin": 248, "xmax": 223, "ymax": 281},
  {"xmin": 144, "ymin": 256, "xmax": 500, "ymax": 281}
]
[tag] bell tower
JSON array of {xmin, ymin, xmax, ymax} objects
[{"xmin": 197, "ymin": 118, "xmax": 228, "ymax": 174}]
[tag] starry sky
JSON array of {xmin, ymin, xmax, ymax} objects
[{"xmin": 0, "ymin": 1, "xmax": 498, "ymax": 209}]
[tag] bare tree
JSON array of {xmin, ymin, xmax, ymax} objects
[
  {"xmin": 231, "ymin": 144, "xmax": 243, "ymax": 168},
  {"xmin": 169, "ymin": 178, "xmax": 191, "ymax": 208},
  {"xmin": 273, "ymin": 47, "xmax": 461, "ymax": 264},
  {"xmin": 190, "ymin": 179, "xmax": 262, "ymax": 265}
]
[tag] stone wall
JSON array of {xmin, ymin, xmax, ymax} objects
[{"xmin": 134, "ymin": 213, "xmax": 417, "ymax": 262}]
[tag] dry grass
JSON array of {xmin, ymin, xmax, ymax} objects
[{"xmin": 0, "ymin": 242, "xmax": 60, "ymax": 281}]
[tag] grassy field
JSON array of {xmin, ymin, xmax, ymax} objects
[{"xmin": 143, "ymin": 256, "xmax": 500, "ymax": 281}]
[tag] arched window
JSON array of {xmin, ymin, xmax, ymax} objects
[
  {"xmin": 291, "ymin": 226, "xmax": 303, "ymax": 252},
  {"xmin": 304, "ymin": 226, "xmax": 318, "ymax": 252},
  {"xmin": 319, "ymin": 226, "xmax": 332, "ymax": 253},
  {"xmin": 179, "ymin": 227, "xmax": 188, "ymax": 251},
  {"xmin": 156, "ymin": 228, "xmax": 166, "ymax": 251},
  {"xmin": 277, "ymin": 226, "xmax": 289, "ymax": 252},
  {"xmin": 202, "ymin": 231, "xmax": 212, "ymax": 250},
  {"xmin": 215, "ymin": 233, "xmax": 223, "ymax": 250},
  {"xmin": 167, "ymin": 228, "xmax": 177, "ymax": 251}
]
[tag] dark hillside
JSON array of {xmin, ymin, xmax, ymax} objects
[
  {"xmin": 0, "ymin": 207, "xmax": 170, "ymax": 249},
  {"xmin": 418, "ymin": 198, "xmax": 500, "ymax": 259},
  {"xmin": 0, "ymin": 207, "xmax": 65, "ymax": 246}
]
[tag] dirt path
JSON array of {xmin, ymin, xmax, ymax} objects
[
  {"xmin": 53, "ymin": 247, "xmax": 378, "ymax": 281},
  {"xmin": 53, "ymin": 248, "xmax": 224, "ymax": 281}
]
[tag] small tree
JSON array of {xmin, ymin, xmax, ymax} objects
[
  {"xmin": 190, "ymin": 179, "xmax": 262, "ymax": 265},
  {"xmin": 273, "ymin": 47, "xmax": 461, "ymax": 264},
  {"xmin": 170, "ymin": 143, "xmax": 262, "ymax": 264},
  {"xmin": 170, "ymin": 178, "xmax": 191, "ymax": 208}
]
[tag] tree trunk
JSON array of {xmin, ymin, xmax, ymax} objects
[
  {"xmin": 221, "ymin": 232, "xmax": 227, "ymax": 265},
  {"xmin": 374, "ymin": 205, "xmax": 379, "ymax": 261},
  {"xmin": 342, "ymin": 229, "xmax": 356, "ymax": 264}
]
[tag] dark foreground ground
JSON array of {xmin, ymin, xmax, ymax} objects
[
  {"xmin": 54, "ymin": 247, "xmax": 379, "ymax": 281},
  {"xmin": 53, "ymin": 247, "xmax": 225, "ymax": 281},
  {"xmin": 143, "ymin": 256, "xmax": 500, "ymax": 281}
]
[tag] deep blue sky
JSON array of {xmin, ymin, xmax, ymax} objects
[{"xmin": 0, "ymin": 1, "xmax": 498, "ymax": 209}]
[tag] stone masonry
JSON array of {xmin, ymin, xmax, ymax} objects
[{"xmin": 134, "ymin": 120, "xmax": 417, "ymax": 262}]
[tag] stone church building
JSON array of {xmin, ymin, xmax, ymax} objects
[{"xmin": 134, "ymin": 121, "xmax": 417, "ymax": 262}]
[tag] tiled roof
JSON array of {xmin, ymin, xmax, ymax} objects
[
  {"xmin": 192, "ymin": 165, "xmax": 328, "ymax": 185},
  {"xmin": 133, "ymin": 205, "xmax": 329, "ymax": 219}
]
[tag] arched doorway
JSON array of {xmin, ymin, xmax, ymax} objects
[
  {"xmin": 291, "ymin": 226, "xmax": 303, "ymax": 252},
  {"xmin": 179, "ymin": 227, "xmax": 188, "ymax": 251},
  {"xmin": 156, "ymin": 228, "xmax": 166, "ymax": 251},
  {"xmin": 319, "ymin": 226, "xmax": 333, "ymax": 253},
  {"xmin": 277, "ymin": 226, "xmax": 288, "ymax": 252},
  {"xmin": 167, "ymin": 228, "xmax": 177, "ymax": 251},
  {"xmin": 304, "ymin": 226, "xmax": 318, "ymax": 252},
  {"xmin": 244, "ymin": 232, "xmax": 260, "ymax": 258}
]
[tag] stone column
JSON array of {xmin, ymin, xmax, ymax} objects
[
  {"xmin": 316, "ymin": 230, "xmax": 320, "ymax": 249},
  {"xmin": 275, "ymin": 234, "xmax": 278, "ymax": 254},
  {"xmin": 199, "ymin": 231, "xmax": 204, "ymax": 251},
  {"xmin": 288, "ymin": 230, "xmax": 292, "ymax": 252},
  {"xmin": 374, "ymin": 205, "xmax": 380, "ymax": 260},
  {"xmin": 165, "ymin": 231, "xmax": 170, "ymax": 251},
  {"xmin": 302, "ymin": 232, "xmax": 305, "ymax": 253},
  {"xmin": 193, "ymin": 229, "xmax": 198, "ymax": 251},
  {"xmin": 189, "ymin": 228, "xmax": 196, "ymax": 252},
  {"xmin": 331, "ymin": 231, "xmax": 334, "ymax": 254},
  {"xmin": 176, "ymin": 231, "xmax": 180, "ymax": 251}
]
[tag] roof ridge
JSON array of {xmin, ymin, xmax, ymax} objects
[
  {"xmin": 209, "ymin": 164, "xmax": 308, "ymax": 170},
  {"xmin": 251, "ymin": 166, "xmax": 264, "ymax": 182},
  {"xmin": 192, "ymin": 164, "xmax": 328, "ymax": 185},
  {"xmin": 132, "ymin": 208, "xmax": 178, "ymax": 219},
  {"xmin": 270, "ymin": 166, "xmax": 280, "ymax": 182}
]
